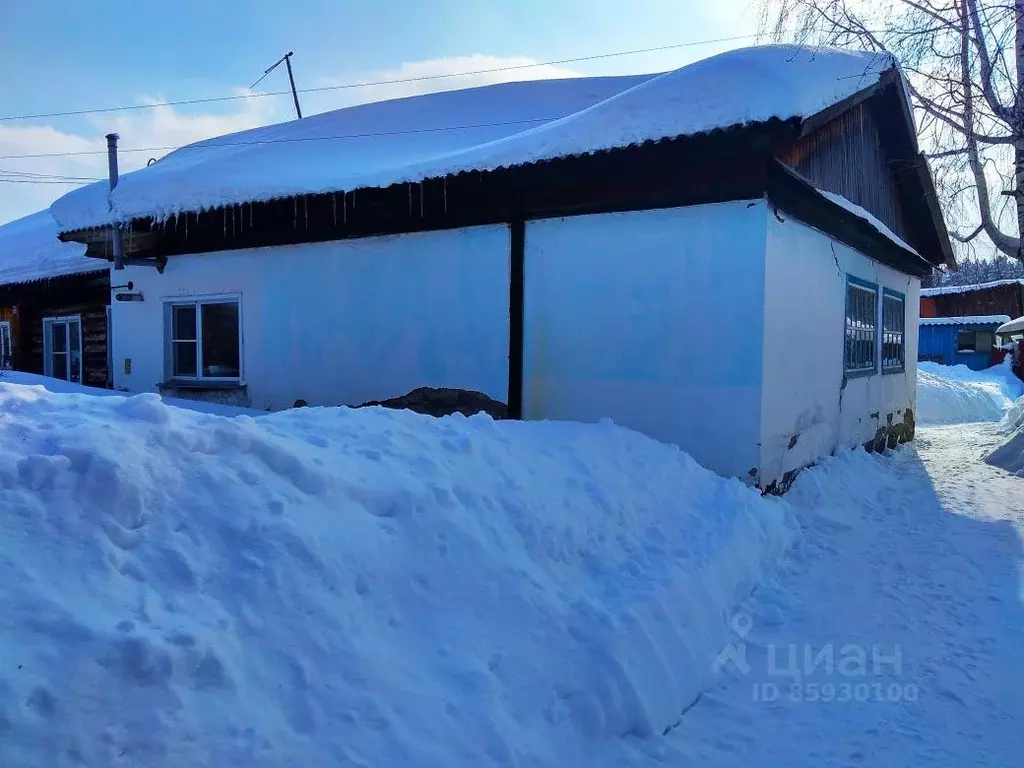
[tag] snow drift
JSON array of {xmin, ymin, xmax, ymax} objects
[
  {"xmin": 984, "ymin": 390, "xmax": 1024, "ymax": 475},
  {"xmin": 916, "ymin": 360, "xmax": 1024, "ymax": 425},
  {"xmin": 0, "ymin": 382, "xmax": 794, "ymax": 767}
]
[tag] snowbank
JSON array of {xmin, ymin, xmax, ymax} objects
[
  {"xmin": 0, "ymin": 370, "xmax": 258, "ymax": 417},
  {"xmin": 0, "ymin": 382, "xmax": 794, "ymax": 766},
  {"xmin": 916, "ymin": 360, "xmax": 1024, "ymax": 425},
  {"xmin": 984, "ymin": 392, "xmax": 1024, "ymax": 475}
]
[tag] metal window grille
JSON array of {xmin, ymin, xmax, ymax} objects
[
  {"xmin": 882, "ymin": 292, "xmax": 905, "ymax": 372},
  {"xmin": 845, "ymin": 281, "xmax": 877, "ymax": 374}
]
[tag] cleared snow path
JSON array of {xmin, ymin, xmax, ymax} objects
[{"xmin": 652, "ymin": 424, "xmax": 1024, "ymax": 766}]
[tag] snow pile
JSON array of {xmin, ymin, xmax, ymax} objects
[
  {"xmin": 916, "ymin": 360, "xmax": 1024, "ymax": 425},
  {"xmin": 984, "ymin": 389, "xmax": 1024, "ymax": 475},
  {"xmin": 0, "ymin": 210, "xmax": 104, "ymax": 285},
  {"xmin": 0, "ymin": 370, "xmax": 258, "ymax": 417},
  {"xmin": 0, "ymin": 382, "xmax": 794, "ymax": 767},
  {"xmin": 50, "ymin": 45, "xmax": 893, "ymax": 231}
]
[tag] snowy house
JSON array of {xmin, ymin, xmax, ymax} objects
[
  {"xmin": 49, "ymin": 45, "xmax": 953, "ymax": 489},
  {"xmin": 918, "ymin": 315, "xmax": 1012, "ymax": 370},
  {"xmin": 0, "ymin": 211, "xmax": 111, "ymax": 386}
]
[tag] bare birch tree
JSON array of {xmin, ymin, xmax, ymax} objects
[{"xmin": 760, "ymin": 0, "xmax": 1024, "ymax": 261}]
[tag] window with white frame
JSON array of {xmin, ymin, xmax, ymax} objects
[
  {"xmin": 844, "ymin": 278, "xmax": 878, "ymax": 375},
  {"xmin": 167, "ymin": 298, "xmax": 241, "ymax": 381},
  {"xmin": 0, "ymin": 320, "xmax": 11, "ymax": 369},
  {"xmin": 881, "ymin": 290, "xmax": 905, "ymax": 373},
  {"xmin": 43, "ymin": 316, "xmax": 83, "ymax": 383}
]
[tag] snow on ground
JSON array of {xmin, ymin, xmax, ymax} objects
[
  {"xmin": 915, "ymin": 360, "xmax": 1024, "ymax": 424},
  {"xmin": 653, "ymin": 423, "xmax": 1024, "ymax": 766},
  {"xmin": 0, "ymin": 381, "xmax": 794, "ymax": 767},
  {"xmin": 0, "ymin": 370, "xmax": 259, "ymax": 417}
]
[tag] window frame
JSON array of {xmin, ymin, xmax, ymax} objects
[
  {"xmin": 0, "ymin": 319, "xmax": 11, "ymax": 370},
  {"xmin": 881, "ymin": 288, "xmax": 906, "ymax": 375},
  {"xmin": 956, "ymin": 330, "xmax": 978, "ymax": 354},
  {"xmin": 844, "ymin": 275, "xmax": 879, "ymax": 378},
  {"xmin": 42, "ymin": 315, "xmax": 83, "ymax": 383},
  {"xmin": 163, "ymin": 295, "xmax": 243, "ymax": 384}
]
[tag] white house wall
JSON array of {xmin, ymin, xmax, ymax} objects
[
  {"xmin": 760, "ymin": 212, "xmax": 919, "ymax": 488},
  {"xmin": 522, "ymin": 201, "xmax": 769, "ymax": 480},
  {"xmin": 112, "ymin": 226, "xmax": 511, "ymax": 410}
]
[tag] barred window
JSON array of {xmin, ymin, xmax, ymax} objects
[
  {"xmin": 845, "ymin": 278, "xmax": 877, "ymax": 375},
  {"xmin": 881, "ymin": 290, "xmax": 905, "ymax": 373}
]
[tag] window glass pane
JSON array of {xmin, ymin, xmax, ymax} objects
[
  {"xmin": 957, "ymin": 330, "xmax": 976, "ymax": 353},
  {"xmin": 69, "ymin": 320, "xmax": 81, "ymax": 353},
  {"xmin": 977, "ymin": 331, "xmax": 994, "ymax": 353},
  {"xmin": 844, "ymin": 282, "xmax": 877, "ymax": 372},
  {"xmin": 173, "ymin": 305, "xmax": 197, "ymax": 341},
  {"xmin": 201, "ymin": 302, "xmax": 240, "ymax": 378},
  {"xmin": 50, "ymin": 321, "xmax": 67, "ymax": 353},
  {"xmin": 173, "ymin": 341, "xmax": 198, "ymax": 378},
  {"xmin": 51, "ymin": 352, "xmax": 68, "ymax": 381}
]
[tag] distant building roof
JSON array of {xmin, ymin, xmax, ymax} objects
[
  {"xmin": 920, "ymin": 279, "xmax": 1024, "ymax": 297},
  {"xmin": 0, "ymin": 211, "xmax": 105, "ymax": 287},
  {"xmin": 919, "ymin": 314, "xmax": 1011, "ymax": 326}
]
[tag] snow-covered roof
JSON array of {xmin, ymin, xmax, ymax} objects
[
  {"xmin": 920, "ymin": 279, "xmax": 1024, "ymax": 297},
  {"xmin": 50, "ymin": 45, "xmax": 896, "ymax": 232},
  {"xmin": 0, "ymin": 211, "xmax": 105, "ymax": 287},
  {"xmin": 919, "ymin": 314, "xmax": 1011, "ymax": 327},
  {"xmin": 996, "ymin": 315, "xmax": 1024, "ymax": 335},
  {"xmin": 817, "ymin": 189, "xmax": 920, "ymax": 257}
]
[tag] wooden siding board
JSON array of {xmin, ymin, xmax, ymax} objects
[
  {"xmin": 780, "ymin": 101, "xmax": 910, "ymax": 242},
  {"xmin": 932, "ymin": 284, "xmax": 1024, "ymax": 319}
]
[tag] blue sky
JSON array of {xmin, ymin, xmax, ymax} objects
[{"xmin": 0, "ymin": 0, "xmax": 758, "ymax": 224}]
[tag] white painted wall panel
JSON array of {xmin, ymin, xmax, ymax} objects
[
  {"xmin": 523, "ymin": 202, "xmax": 768, "ymax": 480},
  {"xmin": 112, "ymin": 226, "xmax": 510, "ymax": 410},
  {"xmin": 760, "ymin": 213, "xmax": 919, "ymax": 486}
]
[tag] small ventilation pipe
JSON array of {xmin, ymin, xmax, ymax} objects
[{"xmin": 106, "ymin": 133, "xmax": 124, "ymax": 270}]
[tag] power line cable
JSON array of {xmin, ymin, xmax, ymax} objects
[{"xmin": 0, "ymin": 32, "xmax": 773, "ymax": 122}]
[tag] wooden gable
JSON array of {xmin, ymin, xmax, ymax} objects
[{"xmin": 779, "ymin": 100, "xmax": 909, "ymax": 243}]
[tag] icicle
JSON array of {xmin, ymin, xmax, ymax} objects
[
  {"xmin": 293, "ymin": 198, "xmax": 298, "ymax": 229},
  {"xmin": 304, "ymin": 196, "xmax": 308, "ymax": 230},
  {"xmin": 332, "ymin": 194, "xmax": 337, "ymax": 227},
  {"xmin": 419, "ymin": 182, "xmax": 424, "ymax": 218},
  {"xmin": 443, "ymin": 178, "xmax": 448, "ymax": 213}
]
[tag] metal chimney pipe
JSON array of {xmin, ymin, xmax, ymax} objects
[{"xmin": 106, "ymin": 133, "xmax": 124, "ymax": 270}]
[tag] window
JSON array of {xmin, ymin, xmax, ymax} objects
[
  {"xmin": 167, "ymin": 298, "xmax": 241, "ymax": 381},
  {"xmin": 958, "ymin": 330, "xmax": 995, "ymax": 354},
  {"xmin": 844, "ymin": 277, "xmax": 878, "ymax": 375},
  {"xmin": 881, "ymin": 290, "xmax": 905, "ymax": 373},
  {"xmin": 0, "ymin": 320, "xmax": 11, "ymax": 369},
  {"xmin": 42, "ymin": 316, "xmax": 82, "ymax": 383}
]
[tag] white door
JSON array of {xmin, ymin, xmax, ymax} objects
[
  {"xmin": 0, "ymin": 320, "xmax": 11, "ymax": 369},
  {"xmin": 43, "ymin": 316, "xmax": 83, "ymax": 383}
]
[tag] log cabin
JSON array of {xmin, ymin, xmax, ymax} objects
[
  {"xmin": 49, "ymin": 45, "xmax": 954, "ymax": 489},
  {"xmin": 0, "ymin": 211, "xmax": 110, "ymax": 387}
]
